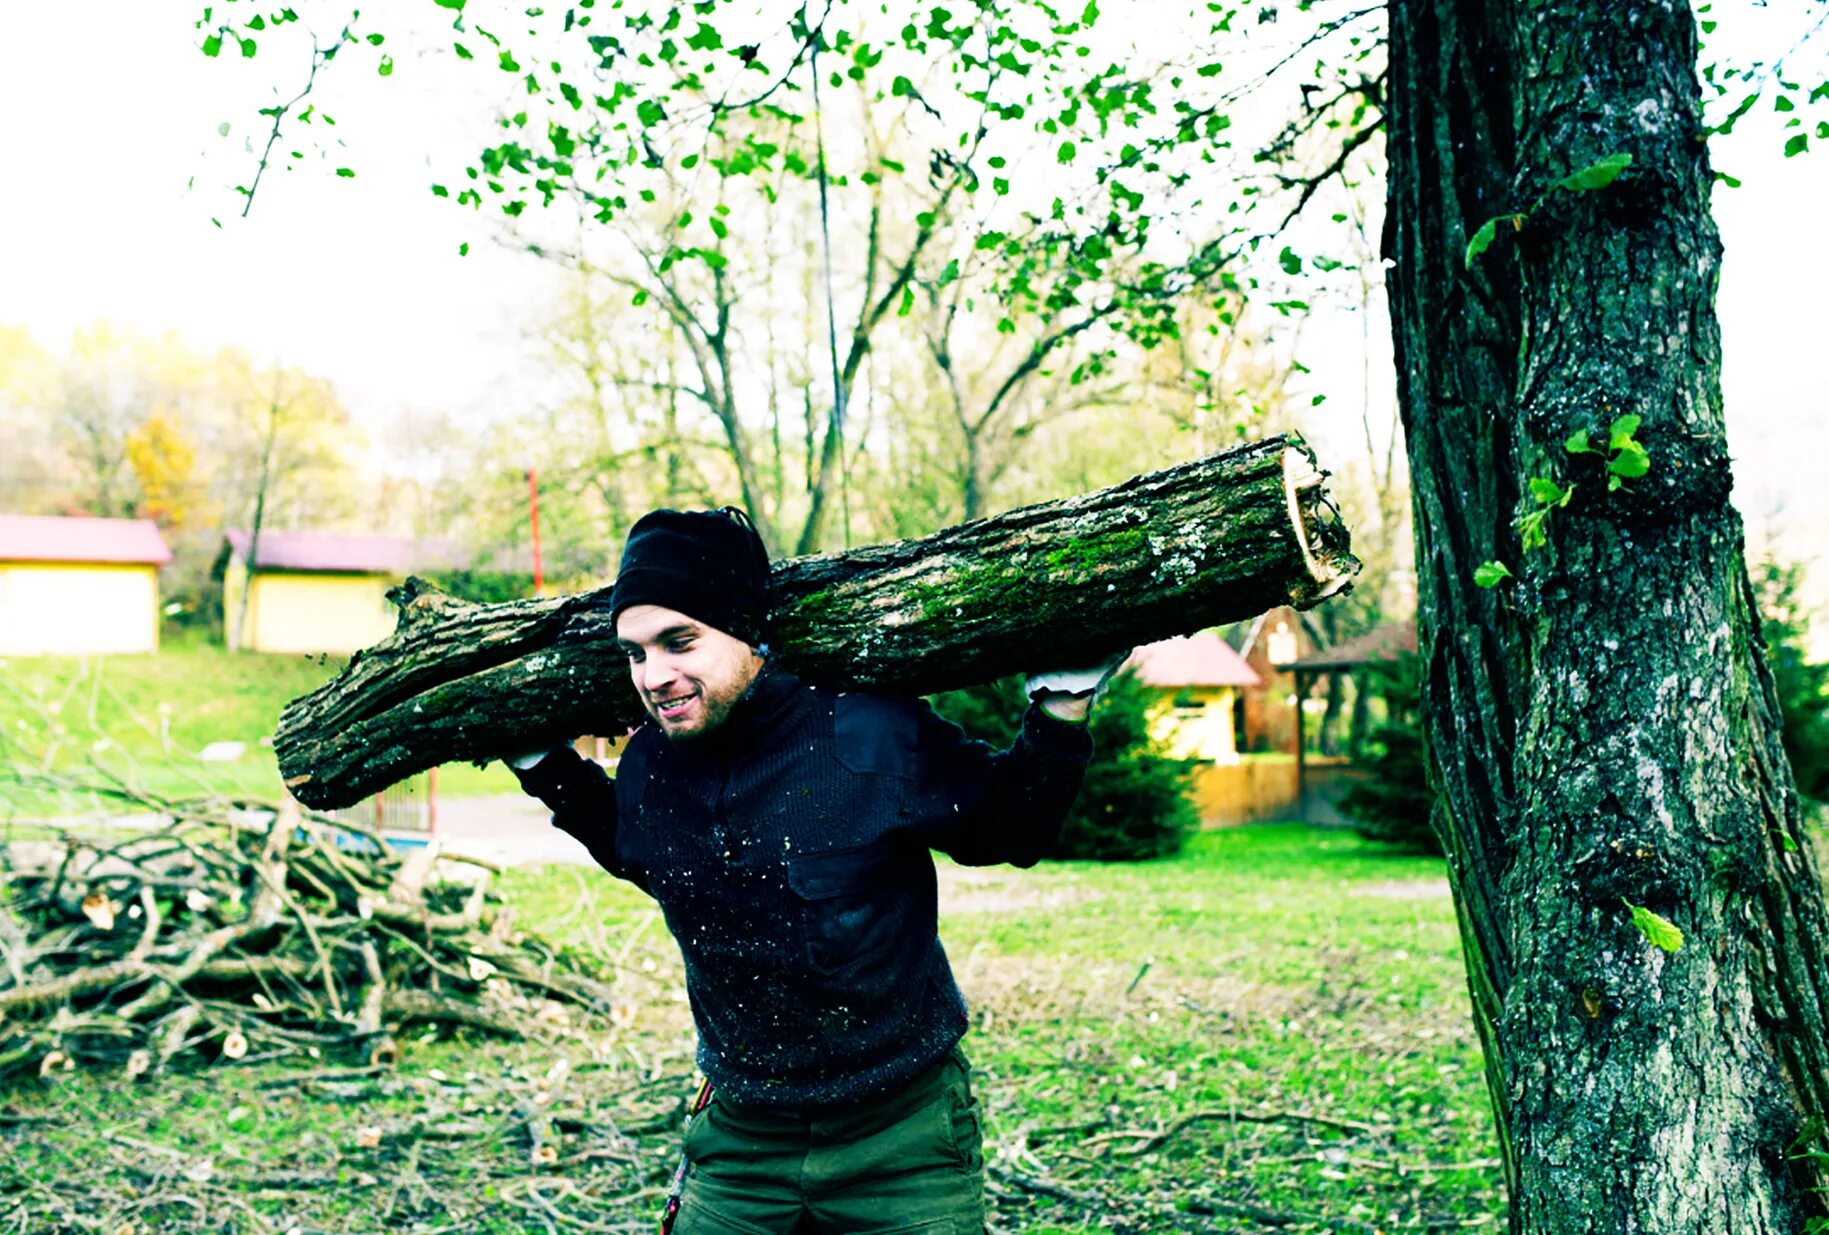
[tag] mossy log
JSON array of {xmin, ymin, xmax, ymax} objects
[{"xmin": 276, "ymin": 435, "xmax": 1358, "ymax": 808}]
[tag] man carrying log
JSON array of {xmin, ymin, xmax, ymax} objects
[{"xmin": 505, "ymin": 506, "xmax": 1125, "ymax": 1235}]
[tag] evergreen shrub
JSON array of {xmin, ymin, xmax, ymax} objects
[{"xmin": 1337, "ymin": 651, "xmax": 1443, "ymax": 855}]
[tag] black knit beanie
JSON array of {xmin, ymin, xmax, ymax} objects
[{"xmin": 609, "ymin": 507, "xmax": 772, "ymax": 648}]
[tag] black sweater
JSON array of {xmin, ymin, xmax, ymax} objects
[{"xmin": 513, "ymin": 665, "xmax": 1092, "ymax": 1109}]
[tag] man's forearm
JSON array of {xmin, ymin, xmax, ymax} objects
[
  {"xmin": 511, "ymin": 746, "xmax": 629, "ymax": 879},
  {"xmin": 942, "ymin": 704, "xmax": 1092, "ymax": 868}
]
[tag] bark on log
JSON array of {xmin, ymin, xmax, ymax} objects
[{"xmin": 276, "ymin": 434, "xmax": 1358, "ymax": 808}]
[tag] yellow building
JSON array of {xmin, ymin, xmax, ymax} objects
[
  {"xmin": 0, "ymin": 514, "xmax": 172, "ymax": 655},
  {"xmin": 221, "ymin": 531, "xmax": 428, "ymax": 655},
  {"xmin": 1129, "ymin": 631, "xmax": 1263, "ymax": 763}
]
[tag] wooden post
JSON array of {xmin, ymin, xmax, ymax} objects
[{"xmin": 1294, "ymin": 668, "xmax": 1308, "ymax": 824}]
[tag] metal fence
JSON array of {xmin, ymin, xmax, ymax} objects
[{"xmin": 329, "ymin": 771, "xmax": 435, "ymax": 835}]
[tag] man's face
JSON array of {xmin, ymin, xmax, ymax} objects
[{"xmin": 615, "ymin": 603, "xmax": 765, "ymax": 740}]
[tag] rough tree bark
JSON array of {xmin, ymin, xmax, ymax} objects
[
  {"xmin": 276, "ymin": 435, "xmax": 1356, "ymax": 809},
  {"xmin": 1386, "ymin": 1, "xmax": 1829, "ymax": 1230}
]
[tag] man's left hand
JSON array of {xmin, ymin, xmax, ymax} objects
[{"xmin": 1024, "ymin": 650, "xmax": 1131, "ymax": 723}]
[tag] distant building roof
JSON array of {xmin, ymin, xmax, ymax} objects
[
  {"xmin": 1287, "ymin": 620, "xmax": 1417, "ymax": 671},
  {"xmin": 0, "ymin": 514, "xmax": 173, "ymax": 566},
  {"xmin": 223, "ymin": 530, "xmax": 473, "ymax": 574},
  {"xmin": 1129, "ymin": 631, "xmax": 1263, "ymax": 689}
]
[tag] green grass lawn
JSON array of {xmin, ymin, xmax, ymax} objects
[
  {"xmin": 0, "ymin": 825, "xmax": 1502, "ymax": 1234},
  {"xmin": 0, "ymin": 646, "xmax": 522, "ymax": 819}
]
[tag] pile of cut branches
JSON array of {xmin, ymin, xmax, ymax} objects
[{"xmin": 0, "ymin": 792, "xmax": 613, "ymax": 1083}]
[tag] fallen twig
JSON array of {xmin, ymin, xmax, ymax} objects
[{"xmin": 1085, "ymin": 1106, "xmax": 1381, "ymax": 1156}]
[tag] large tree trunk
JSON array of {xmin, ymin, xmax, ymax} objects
[
  {"xmin": 277, "ymin": 436, "xmax": 1356, "ymax": 808},
  {"xmin": 1385, "ymin": 1, "xmax": 1829, "ymax": 1229}
]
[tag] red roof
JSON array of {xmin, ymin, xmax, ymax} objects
[
  {"xmin": 1287, "ymin": 621, "xmax": 1417, "ymax": 670},
  {"xmin": 0, "ymin": 514, "xmax": 172, "ymax": 566},
  {"xmin": 1129, "ymin": 631, "xmax": 1263, "ymax": 689},
  {"xmin": 224, "ymin": 530, "xmax": 470, "ymax": 574}
]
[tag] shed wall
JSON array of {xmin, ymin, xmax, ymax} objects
[
  {"xmin": 225, "ymin": 563, "xmax": 393, "ymax": 654},
  {"xmin": 0, "ymin": 563, "xmax": 160, "ymax": 655}
]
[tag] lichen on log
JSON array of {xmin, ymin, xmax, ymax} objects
[{"xmin": 276, "ymin": 434, "xmax": 1357, "ymax": 808}]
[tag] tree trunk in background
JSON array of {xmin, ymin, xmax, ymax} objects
[
  {"xmin": 230, "ymin": 390, "xmax": 280, "ymax": 654},
  {"xmin": 1386, "ymin": 1, "xmax": 1829, "ymax": 1229}
]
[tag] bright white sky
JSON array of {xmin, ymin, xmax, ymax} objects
[{"xmin": 1, "ymin": 2, "xmax": 1823, "ymax": 619}]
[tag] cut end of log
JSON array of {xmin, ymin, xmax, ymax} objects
[{"xmin": 1282, "ymin": 443, "xmax": 1361, "ymax": 608}]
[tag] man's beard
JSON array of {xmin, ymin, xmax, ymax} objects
[{"xmin": 647, "ymin": 670, "xmax": 759, "ymax": 740}]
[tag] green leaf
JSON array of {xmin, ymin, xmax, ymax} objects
[
  {"xmin": 366, "ymin": 32, "xmax": 385, "ymax": 46},
  {"xmin": 499, "ymin": 50, "xmax": 520, "ymax": 72},
  {"xmin": 897, "ymin": 285, "xmax": 915, "ymax": 318},
  {"xmin": 1473, "ymin": 561, "xmax": 1512, "ymax": 589},
  {"xmin": 458, "ymin": 242, "xmax": 470, "ymax": 256},
  {"xmin": 708, "ymin": 216, "xmax": 727, "ymax": 240},
  {"xmin": 1624, "ymin": 900, "xmax": 1684, "ymax": 953},
  {"xmin": 454, "ymin": 42, "xmax": 473, "ymax": 60},
  {"xmin": 335, "ymin": 167, "xmax": 356, "ymax": 178},
  {"xmin": 1557, "ymin": 151, "xmax": 1632, "ymax": 192},
  {"xmin": 636, "ymin": 98, "xmax": 666, "ymax": 127},
  {"xmin": 239, "ymin": 36, "xmax": 258, "ymax": 58},
  {"xmin": 1463, "ymin": 214, "xmax": 1524, "ymax": 268},
  {"xmin": 891, "ymin": 74, "xmax": 914, "ymax": 97},
  {"xmin": 1785, "ymin": 133, "xmax": 1809, "ymax": 158},
  {"xmin": 1057, "ymin": 140, "xmax": 1077, "ymax": 164},
  {"xmin": 1528, "ymin": 478, "xmax": 1570, "ymax": 507},
  {"xmin": 378, "ymin": 54, "xmax": 394, "ymax": 77},
  {"xmin": 1565, "ymin": 429, "xmax": 1592, "ymax": 454},
  {"xmin": 631, "ymin": 288, "xmax": 649, "ymax": 306},
  {"xmin": 1517, "ymin": 508, "xmax": 1549, "ymax": 552},
  {"xmin": 686, "ymin": 23, "xmax": 722, "ymax": 51},
  {"xmin": 434, "ymin": 0, "xmax": 466, "ymax": 9},
  {"xmin": 1278, "ymin": 246, "xmax": 1302, "ymax": 275},
  {"xmin": 202, "ymin": 33, "xmax": 223, "ymax": 56},
  {"xmin": 217, "ymin": 121, "xmax": 231, "ymax": 137},
  {"xmin": 1608, "ymin": 414, "xmax": 1641, "ymax": 448},
  {"xmin": 1782, "ymin": 831, "xmax": 1800, "ymax": 853},
  {"xmin": 1608, "ymin": 444, "xmax": 1651, "ymax": 479}
]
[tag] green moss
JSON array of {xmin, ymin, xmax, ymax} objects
[
  {"xmin": 785, "ymin": 587, "xmax": 843, "ymax": 621},
  {"xmin": 1045, "ymin": 527, "xmax": 1148, "ymax": 574},
  {"xmin": 904, "ymin": 565, "xmax": 1038, "ymax": 622}
]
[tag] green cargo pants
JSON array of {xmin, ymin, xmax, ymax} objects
[{"xmin": 671, "ymin": 1046, "xmax": 987, "ymax": 1234}]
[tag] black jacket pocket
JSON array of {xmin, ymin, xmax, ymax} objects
[{"xmin": 787, "ymin": 846, "xmax": 905, "ymax": 976}]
